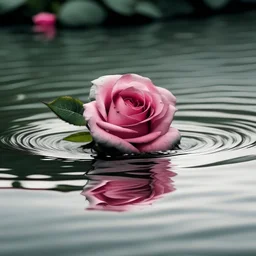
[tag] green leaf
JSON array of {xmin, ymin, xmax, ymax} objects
[
  {"xmin": 58, "ymin": 0, "xmax": 107, "ymax": 27},
  {"xmin": 0, "ymin": 0, "xmax": 25, "ymax": 14},
  {"xmin": 102, "ymin": 0, "xmax": 136, "ymax": 16},
  {"xmin": 63, "ymin": 132, "xmax": 92, "ymax": 143},
  {"xmin": 203, "ymin": 0, "xmax": 230, "ymax": 9},
  {"xmin": 135, "ymin": 1, "xmax": 163, "ymax": 19},
  {"xmin": 156, "ymin": 0, "xmax": 193, "ymax": 17},
  {"xmin": 51, "ymin": 1, "xmax": 61, "ymax": 14},
  {"xmin": 26, "ymin": 0, "xmax": 48, "ymax": 14},
  {"xmin": 44, "ymin": 96, "xmax": 86, "ymax": 126}
]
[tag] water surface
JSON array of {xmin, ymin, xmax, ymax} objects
[{"xmin": 0, "ymin": 12, "xmax": 256, "ymax": 256}]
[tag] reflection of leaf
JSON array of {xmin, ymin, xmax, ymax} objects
[
  {"xmin": 54, "ymin": 184, "xmax": 84, "ymax": 192},
  {"xmin": 44, "ymin": 96, "xmax": 86, "ymax": 126},
  {"xmin": 0, "ymin": 0, "xmax": 25, "ymax": 14},
  {"xmin": 63, "ymin": 132, "xmax": 92, "ymax": 143},
  {"xmin": 59, "ymin": 0, "xmax": 107, "ymax": 27}
]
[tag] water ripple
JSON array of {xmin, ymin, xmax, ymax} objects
[
  {"xmin": 0, "ymin": 101, "xmax": 255, "ymax": 168},
  {"xmin": 0, "ymin": 119, "xmax": 92, "ymax": 160}
]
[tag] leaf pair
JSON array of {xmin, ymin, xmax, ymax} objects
[{"xmin": 44, "ymin": 96, "xmax": 92, "ymax": 143}]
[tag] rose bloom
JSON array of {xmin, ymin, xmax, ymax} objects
[
  {"xmin": 32, "ymin": 12, "xmax": 56, "ymax": 26},
  {"xmin": 82, "ymin": 158, "xmax": 176, "ymax": 211},
  {"xmin": 83, "ymin": 74, "xmax": 180, "ymax": 154},
  {"xmin": 32, "ymin": 12, "xmax": 56, "ymax": 40}
]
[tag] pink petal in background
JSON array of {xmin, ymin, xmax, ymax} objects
[{"xmin": 32, "ymin": 12, "xmax": 56, "ymax": 40}]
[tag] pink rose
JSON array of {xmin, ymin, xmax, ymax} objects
[
  {"xmin": 32, "ymin": 12, "xmax": 56, "ymax": 26},
  {"xmin": 82, "ymin": 158, "xmax": 176, "ymax": 211},
  {"xmin": 83, "ymin": 74, "xmax": 180, "ymax": 154},
  {"xmin": 32, "ymin": 13, "xmax": 56, "ymax": 40}
]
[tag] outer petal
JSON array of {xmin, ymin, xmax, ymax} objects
[
  {"xmin": 96, "ymin": 120, "xmax": 138, "ymax": 135},
  {"xmin": 110, "ymin": 122, "xmax": 149, "ymax": 138},
  {"xmin": 125, "ymin": 131, "xmax": 161, "ymax": 143},
  {"xmin": 151, "ymin": 105, "xmax": 177, "ymax": 135},
  {"xmin": 83, "ymin": 102, "xmax": 139, "ymax": 153},
  {"xmin": 137, "ymin": 127, "xmax": 180, "ymax": 153},
  {"xmin": 90, "ymin": 75, "xmax": 122, "ymax": 120},
  {"xmin": 90, "ymin": 75, "xmax": 121, "ymax": 99},
  {"xmin": 156, "ymin": 86, "xmax": 176, "ymax": 106},
  {"xmin": 111, "ymin": 74, "xmax": 158, "ymax": 98}
]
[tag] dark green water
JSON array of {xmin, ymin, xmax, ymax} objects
[{"xmin": 0, "ymin": 12, "xmax": 256, "ymax": 256}]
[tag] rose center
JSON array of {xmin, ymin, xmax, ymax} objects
[{"xmin": 123, "ymin": 97, "xmax": 142, "ymax": 108}]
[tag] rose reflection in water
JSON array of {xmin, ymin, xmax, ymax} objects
[
  {"xmin": 82, "ymin": 157, "xmax": 176, "ymax": 212},
  {"xmin": 33, "ymin": 25, "xmax": 56, "ymax": 40}
]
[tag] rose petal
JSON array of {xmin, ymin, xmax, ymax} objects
[
  {"xmin": 97, "ymin": 118, "xmax": 148, "ymax": 139},
  {"xmin": 113, "ymin": 121, "xmax": 149, "ymax": 138},
  {"xmin": 110, "ymin": 93, "xmax": 165, "ymax": 126},
  {"xmin": 145, "ymin": 91, "xmax": 165, "ymax": 120},
  {"xmin": 150, "ymin": 100, "xmax": 168, "ymax": 127},
  {"xmin": 157, "ymin": 86, "xmax": 176, "ymax": 105},
  {"xmin": 108, "ymin": 99, "xmax": 140, "ymax": 126},
  {"xmin": 115, "ymin": 94, "xmax": 143, "ymax": 116},
  {"xmin": 112, "ymin": 74, "xmax": 158, "ymax": 99},
  {"xmin": 90, "ymin": 75, "xmax": 122, "ymax": 120},
  {"xmin": 130, "ymin": 91, "xmax": 152, "ymax": 120},
  {"xmin": 83, "ymin": 102, "xmax": 139, "ymax": 153},
  {"xmin": 137, "ymin": 127, "xmax": 180, "ymax": 152},
  {"xmin": 118, "ymin": 87, "xmax": 145, "ymax": 114},
  {"xmin": 90, "ymin": 75, "xmax": 121, "ymax": 99},
  {"xmin": 110, "ymin": 127, "xmax": 148, "ymax": 139},
  {"xmin": 32, "ymin": 12, "xmax": 56, "ymax": 26},
  {"xmin": 108, "ymin": 87, "xmax": 166, "ymax": 129},
  {"xmin": 96, "ymin": 120, "xmax": 138, "ymax": 135},
  {"xmin": 151, "ymin": 105, "xmax": 177, "ymax": 135},
  {"xmin": 109, "ymin": 89, "xmax": 154, "ymax": 124},
  {"xmin": 125, "ymin": 131, "xmax": 161, "ymax": 143}
]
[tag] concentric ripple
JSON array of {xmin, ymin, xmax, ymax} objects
[
  {"xmin": 173, "ymin": 118, "xmax": 256, "ymax": 167},
  {"xmin": 177, "ymin": 118, "xmax": 256, "ymax": 154},
  {"xmin": 0, "ymin": 119, "xmax": 92, "ymax": 160},
  {"xmin": 0, "ymin": 104, "xmax": 255, "ymax": 167}
]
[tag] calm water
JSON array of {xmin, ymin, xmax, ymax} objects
[{"xmin": 0, "ymin": 12, "xmax": 256, "ymax": 256}]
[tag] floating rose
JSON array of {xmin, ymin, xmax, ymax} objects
[
  {"xmin": 82, "ymin": 158, "xmax": 176, "ymax": 211},
  {"xmin": 33, "ymin": 12, "xmax": 56, "ymax": 26},
  {"xmin": 32, "ymin": 12, "xmax": 56, "ymax": 40},
  {"xmin": 84, "ymin": 74, "xmax": 180, "ymax": 154},
  {"xmin": 44, "ymin": 74, "xmax": 180, "ymax": 156}
]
